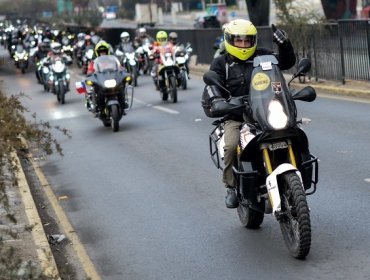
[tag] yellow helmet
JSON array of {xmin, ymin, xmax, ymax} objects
[
  {"xmin": 94, "ymin": 40, "xmax": 110, "ymax": 57},
  {"xmin": 224, "ymin": 19, "xmax": 257, "ymax": 61},
  {"xmin": 156, "ymin": 30, "xmax": 168, "ymax": 44}
]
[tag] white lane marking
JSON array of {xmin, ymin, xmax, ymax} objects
[
  {"xmin": 134, "ymin": 98, "xmax": 179, "ymax": 114},
  {"xmin": 152, "ymin": 105, "xmax": 179, "ymax": 114},
  {"xmin": 365, "ymin": 178, "xmax": 370, "ymax": 183}
]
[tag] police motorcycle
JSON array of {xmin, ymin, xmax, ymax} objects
[
  {"xmin": 174, "ymin": 43, "xmax": 192, "ymax": 90},
  {"xmin": 157, "ymin": 47, "xmax": 180, "ymax": 103},
  {"xmin": 115, "ymin": 46, "xmax": 139, "ymax": 87},
  {"xmin": 75, "ymin": 55, "xmax": 134, "ymax": 132},
  {"xmin": 13, "ymin": 44, "xmax": 29, "ymax": 74},
  {"xmin": 48, "ymin": 56, "xmax": 72, "ymax": 104},
  {"xmin": 202, "ymin": 56, "xmax": 319, "ymax": 259}
]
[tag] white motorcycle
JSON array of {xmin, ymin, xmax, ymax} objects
[
  {"xmin": 174, "ymin": 43, "xmax": 192, "ymax": 90},
  {"xmin": 115, "ymin": 48, "xmax": 139, "ymax": 87}
]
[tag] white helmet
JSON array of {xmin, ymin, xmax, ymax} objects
[
  {"xmin": 50, "ymin": 42, "xmax": 62, "ymax": 55},
  {"xmin": 138, "ymin": 27, "xmax": 146, "ymax": 38},
  {"xmin": 120, "ymin": 31, "xmax": 130, "ymax": 43}
]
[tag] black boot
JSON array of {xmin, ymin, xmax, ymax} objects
[{"xmin": 225, "ymin": 186, "xmax": 238, "ymax": 208}]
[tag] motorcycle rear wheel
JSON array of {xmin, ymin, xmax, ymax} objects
[
  {"xmin": 280, "ymin": 172, "xmax": 311, "ymax": 259},
  {"xmin": 237, "ymin": 199, "xmax": 264, "ymax": 229}
]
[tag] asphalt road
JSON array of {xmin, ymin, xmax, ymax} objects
[{"xmin": 1, "ymin": 52, "xmax": 370, "ymax": 280}]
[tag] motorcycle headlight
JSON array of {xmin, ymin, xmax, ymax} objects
[
  {"xmin": 66, "ymin": 73, "xmax": 71, "ymax": 80},
  {"xmin": 104, "ymin": 79, "xmax": 117, "ymax": 88},
  {"xmin": 52, "ymin": 61, "xmax": 66, "ymax": 73},
  {"xmin": 267, "ymin": 100, "xmax": 288, "ymax": 130}
]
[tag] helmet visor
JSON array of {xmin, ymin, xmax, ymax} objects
[
  {"xmin": 157, "ymin": 37, "xmax": 167, "ymax": 43},
  {"xmin": 225, "ymin": 34, "xmax": 257, "ymax": 49}
]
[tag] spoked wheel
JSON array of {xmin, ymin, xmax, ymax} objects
[
  {"xmin": 110, "ymin": 104, "xmax": 120, "ymax": 132},
  {"xmin": 280, "ymin": 171, "xmax": 311, "ymax": 259},
  {"xmin": 169, "ymin": 76, "xmax": 177, "ymax": 103}
]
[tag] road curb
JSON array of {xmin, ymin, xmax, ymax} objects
[
  {"xmin": 12, "ymin": 150, "xmax": 60, "ymax": 279},
  {"xmin": 29, "ymin": 158, "xmax": 102, "ymax": 280},
  {"xmin": 16, "ymin": 137, "xmax": 102, "ymax": 280}
]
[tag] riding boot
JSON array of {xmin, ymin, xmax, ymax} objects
[{"xmin": 225, "ymin": 186, "xmax": 238, "ymax": 208}]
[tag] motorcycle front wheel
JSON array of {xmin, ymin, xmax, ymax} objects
[
  {"xmin": 280, "ymin": 171, "xmax": 311, "ymax": 259},
  {"xmin": 110, "ymin": 104, "xmax": 120, "ymax": 132},
  {"xmin": 181, "ymin": 71, "xmax": 187, "ymax": 90},
  {"xmin": 169, "ymin": 76, "xmax": 177, "ymax": 103},
  {"xmin": 59, "ymin": 84, "xmax": 65, "ymax": 104},
  {"xmin": 132, "ymin": 66, "xmax": 138, "ymax": 87}
]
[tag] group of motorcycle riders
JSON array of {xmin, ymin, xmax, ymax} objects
[{"xmin": 2, "ymin": 18, "xmax": 297, "ymax": 210}]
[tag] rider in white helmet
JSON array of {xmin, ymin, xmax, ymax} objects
[
  {"xmin": 116, "ymin": 31, "xmax": 134, "ymax": 54},
  {"xmin": 134, "ymin": 27, "xmax": 154, "ymax": 48}
]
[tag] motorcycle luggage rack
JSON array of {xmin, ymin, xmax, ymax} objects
[{"xmin": 301, "ymin": 154, "xmax": 319, "ymax": 195}]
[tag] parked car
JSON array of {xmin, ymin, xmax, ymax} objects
[{"xmin": 194, "ymin": 15, "xmax": 221, "ymax": 28}]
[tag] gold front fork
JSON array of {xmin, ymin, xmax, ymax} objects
[{"xmin": 288, "ymin": 143, "xmax": 297, "ymax": 168}]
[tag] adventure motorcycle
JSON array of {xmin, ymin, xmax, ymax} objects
[
  {"xmin": 135, "ymin": 40, "xmax": 152, "ymax": 75},
  {"xmin": 115, "ymin": 47, "xmax": 139, "ymax": 87},
  {"xmin": 203, "ymin": 56, "xmax": 319, "ymax": 259},
  {"xmin": 158, "ymin": 49, "xmax": 180, "ymax": 103},
  {"xmin": 48, "ymin": 56, "xmax": 72, "ymax": 104},
  {"xmin": 174, "ymin": 43, "xmax": 192, "ymax": 90},
  {"xmin": 76, "ymin": 55, "xmax": 134, "ymax": 132}
]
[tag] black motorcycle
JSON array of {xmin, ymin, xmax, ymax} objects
[
  {"xmin": 82, "ymin": 55, "xmax": 134, "ymax": 132},
  {"xmin": 203, "ymin": 56, "xmax": 319, "ymax": 259}
]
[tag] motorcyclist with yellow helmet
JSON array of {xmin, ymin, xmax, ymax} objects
[
  {"xmin": 205, "ymin": 19, "xmax": 296, "ymax": 209},
  {"xmin": 86, "ymin": 40, "xmax": 127, "ymax": 114},
  {"xmin": 150, "ymin": 30, "xmax": 172, "ymax": 92}
]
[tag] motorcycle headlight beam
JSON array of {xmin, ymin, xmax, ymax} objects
[
  {"xmin": 104, "ymin": 79, "xmax": 117, "ymax": 88},
  {"xmin": 267, "ymin": 100, "xmax": 288, "ymax": 130}
]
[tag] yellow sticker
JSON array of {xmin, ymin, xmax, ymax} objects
[{"xmin": 252, "ymin": 73, "xmax": 270, "ymax": 91}]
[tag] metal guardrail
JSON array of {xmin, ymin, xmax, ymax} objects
[{"xmin": 70, "ymin": 20, "xmax": 370, "ymax": 83}]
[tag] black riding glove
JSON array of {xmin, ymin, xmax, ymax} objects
[{"xmin": 272, "ymin": 24, "xmax": 289, "ymax": 46}]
